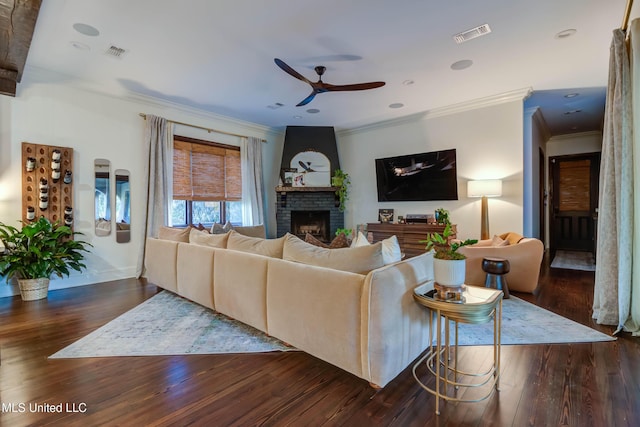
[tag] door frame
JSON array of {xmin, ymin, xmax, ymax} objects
[{"xmin": 548, "ymin": 152, "xmax": 601, "ymax": 254}]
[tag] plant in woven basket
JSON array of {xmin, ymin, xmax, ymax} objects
[{"xmin": 0, "ymin": 217, "xmax": 92, "ymax": 300}]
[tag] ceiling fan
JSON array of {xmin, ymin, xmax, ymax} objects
[{"xmin": 274, "ymin": 58, "xmax": 385, "ymax": 107}]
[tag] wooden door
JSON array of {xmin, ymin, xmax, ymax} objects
[{"xmin": 549, "ymin": 153, "xmax": 600, "ymax": 252}]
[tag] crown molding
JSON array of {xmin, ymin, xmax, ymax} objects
[
  {"xmin": 548, "ymin": 130, "xmax": 602, "ymax": 142},
  {"xmin": 338, "ymin": 87, "xmax": 533, "ymax": 137}
]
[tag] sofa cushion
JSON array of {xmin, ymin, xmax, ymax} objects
[
  {"xmin": 227, "ymin": 230, "xmax": 285, "ymax": 258},
  {"xmin": 189, "ymin": 228, "xmax": 229, "ymax": 248},
  {"xmin": 158, "ymin": 226, "xmax": 191, "ymax": 242},
  {"xmin": 233, "ymin": 224, "xmax": 266, "ymax": 239},
  {"xmin": 283, "ymin": 233, "xmax": 385, "ymax": 274},
  {"xmin": 351, "ymin": 231, "xmax": 402, "ymax": 265}
]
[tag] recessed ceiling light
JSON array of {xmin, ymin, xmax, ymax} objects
[
  {"xmin": 555, "ymin": 29, "xmax": 577, "ymax": 39},
  {"xmin": 306, "ymin": 108, "xmax": 320, "ymax": 114},
  {"xmin": 451, "ymin": 59, "xmax": 473, "ymax": 70},
  {"xmin": 293, "ymin": 115, "xmax": 302, "ymax": 119},
  {"xmin": 402, "ymin": 80, "xmax": 414, "ymax": 86},
  {"xmin": 389, "ymin": 103, "xmax": 404, "ymax": 109},
  {"xmin": 69, "ymin": 41, "xmax": 90, "ymax": 51},
  {"xmin": 72, "ymin": 23, "xmax": 100, "ymax": 37},
  {"xmin": 564, "ymin": 93, "xmax": 579, "ymax": 98}
]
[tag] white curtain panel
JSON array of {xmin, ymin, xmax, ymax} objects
[
  {"xmin": 136, "ymin": 115, "xmax": 174, "ymax": 277},
  {"xmin": 241, "ymin": 136, "xmax": 265, "ymax": 227},
  {"xmin": 628, "ymin": 18, "xmax": 640, "ymax": 336},
  {"xmin": 593, "ymin": 27, "xmax": 635, "ymax": 333}
]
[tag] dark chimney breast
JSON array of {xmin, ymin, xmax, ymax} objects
[
  {"xmin": 280, "ymin": 126, "xmax": 340, "ymax": 182},
  {"xmin": 276, "ymin": 126, "xmax": 344, "ymax": 238}
]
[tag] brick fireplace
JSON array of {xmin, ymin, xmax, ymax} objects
[
  {"xmin": 275, "ymin": 189, "xmax": 344, "ymax": 241},
  {"xmin": 276, "ymin": 126, "xmax": 344, "ymax": 240}
]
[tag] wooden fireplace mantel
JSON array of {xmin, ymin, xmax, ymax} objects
[{"xmin": 275, "ymin": 186, "xmax": 339, "ymax": 193}]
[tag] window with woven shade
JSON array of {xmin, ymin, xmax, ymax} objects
[{"xmin": 171, "ymin": 136, "xmax": 243, "ymax": 226}]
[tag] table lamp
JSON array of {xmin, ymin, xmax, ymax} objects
[{"xmin": 467, "ymin": 179, "xmax": 502, "ymax": 240}]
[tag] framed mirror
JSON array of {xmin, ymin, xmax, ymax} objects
[
  {"xmin": 94, "ymin": 159, "xmax": 112, "ymax": 236},
  {"xmin": 114, "ymin": 169, "xmax": 131, "ymax": 243}
]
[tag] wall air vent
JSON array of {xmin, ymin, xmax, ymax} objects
[
  {"xmin": 453, "ymin": 24, "xmax": 492, "ymax": 44},
  {"xmin": 105, "ymin": 45, "xmax": 127, "ymax": 58}
]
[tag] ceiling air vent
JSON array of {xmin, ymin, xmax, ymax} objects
[
  {"xmin": 105, "ymin": 45, "xmax": 127, "ymax": 58},
  {"xmin": 453, "ymin": 24, "xmax": 492, "ymax": 44}
]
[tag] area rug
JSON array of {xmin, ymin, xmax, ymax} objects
[
  {"xmin": 550, "ymin": 250, "xmax": 596, "ymax": 271},
  {"xmin": 50, "ymin": 291, "xmax": 294, "ymax": 358},
  {"xmin": 451, "ymin": 296, "xmax": 614, "ymax": 346}
]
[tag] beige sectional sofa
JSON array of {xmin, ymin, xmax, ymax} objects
[{"xmin": 144, "ymin": 229, "xmax": 435, "ymax": 388}]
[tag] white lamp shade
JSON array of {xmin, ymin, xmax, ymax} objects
[{"xmin": 467, "ymin": 179, "xmax": 502, "ymax": 198}]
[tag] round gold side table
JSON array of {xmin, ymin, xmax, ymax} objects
[{"xmin": 412, "ymin": 281, "xmax": 503, "ymax": 415}]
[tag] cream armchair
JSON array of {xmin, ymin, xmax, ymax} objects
[{"xmin": 458, "ymin": 233, "xmax": 544, "ymax": 294}]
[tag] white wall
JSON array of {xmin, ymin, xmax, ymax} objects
[
  {"xmin": 525, "ymin": 107, "xmax": 551, "ymax": 240},
  {"xmin": 337, "ymin": 95, "xmax": 526, "ymax": 241},
  {"xmin": 546, "ymin": 131, "xmax": 602, "ymax": 157},
  {"xmin": 0, "ymin": 69, "xmax": 281, "ymax": 297}
]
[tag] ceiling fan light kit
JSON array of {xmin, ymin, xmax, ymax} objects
[{"xmin": 274, "ymin": 58, "xmax": 385, "ymax": 106}]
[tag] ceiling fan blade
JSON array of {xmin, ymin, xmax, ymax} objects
[
  {"xmin": 296, "ymin": 91, "xmax": 318, "ymax": 107},
  {"xmin": 324, "ymin": 81, "xmax": 386, "ymax": 92},
  {"xmin": 274, "ymin": 58, "xmax": 312, "ymax": 84}
]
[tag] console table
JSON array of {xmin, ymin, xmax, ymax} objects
[{"xmin": 366, "ymin": 223, "xmax": 456, "ymax": 258}]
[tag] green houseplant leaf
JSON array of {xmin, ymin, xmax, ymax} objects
[
  {"xmin": 419, "ymin": 223, "xmax": 477, "ymax": 260},
  {"xmin": 0, "ymin": 217, "xmax": 92, "ymax": 281},
  {"xmin": 332, "ymin": 169, "xmax": 350, "ymax": 212}
]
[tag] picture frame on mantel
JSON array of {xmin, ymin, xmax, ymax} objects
[
  {"xmin": 379, "ymin": 209, "xmax": 394, "ymax": 223},
  {"xmin": 282, "ymin": 168, "xmax": 296, "ymax": 186}
]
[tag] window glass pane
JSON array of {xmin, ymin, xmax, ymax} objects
[
  {"xmin": 192, "ymin": 201, "xmax": 221, "ymax": 224},
  {"xmin": 226, "ymin": 201, "xmax": 243, "ymax": 225},
  {"xmin": 171, "ymin": 200, "xmax": 187, "ymax": 226}
]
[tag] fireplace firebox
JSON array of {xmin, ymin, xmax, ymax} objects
[{"xmin": 291, "ymin": 210, "xmax": 330, "ymax": 242}]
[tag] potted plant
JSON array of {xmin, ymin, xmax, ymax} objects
[
  {"xmin": 420, "ymin": 223, "xmax": 477, "ymax": 290},
  {"xmin": 0, "ymin": 217, "xmax": 92, "ymax": 301},
  {"xmin": 331, "ymin": 169, "xmax": 350, "ymax": 212},
  {"xmin": 434, "ymin": 208, "xmax": 450, "ymax": 225}
]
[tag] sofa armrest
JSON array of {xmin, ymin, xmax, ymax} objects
[
  {"xmin": 361, "ymin": 251, "xmax": 434, "ymax": 387},
  {"xmin": 144, "ymin": 238, "xmax": 179, "ymax": 292}
]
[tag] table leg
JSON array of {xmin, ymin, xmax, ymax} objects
[
  {"xmin": 435, "ymin": 310, "xmax": 442, "ymax": 415},
  {"xmin": 454, "ymin": 320, "xmax": 459, "ymax": 390}
]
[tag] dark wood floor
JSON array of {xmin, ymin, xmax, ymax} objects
[{"xmin": 1, "ymin": 255, "xmax": 638, "ymax": 427}]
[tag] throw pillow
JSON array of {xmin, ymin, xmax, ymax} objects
[
  {"xmin": 189, "ymin": 228, "xmax": 229, "ymax": 248},
  {"xmin": 350, "ymin": 231, "xmax": 402, "ymax": 264},
  {"xmin": 158, "ymin": 226, "xmax": 191, "ymax": 242},
  {"xmin": 211, "ymin": 221, "xmax": 233, "ymax": 234},
  {"xmin": 233, "ymin": 224, "xmax": 266, "ymax": 239},
  {"xmin": 304, "ymin": 233, "xmax": 329, "ymax": 248},
  {"xmin": 305, "ymin": 232, "xmax": 350, "ymax": 249},
  {"xmin": 500, "ymin": 232, "xmax": 524, "ymax": 245},
  {"xmin": 329, "ymin": 232, "xmax": 350, "ymax": 249},
  {"xmin": 491, "ymin": 235, "xmax": 510, "ymax": 247},
  {"xmin": 283, "ymin": 233, "xmax": 385, "ymax": 274},
  {"xmin": 227, "ymin": 230, "xmax": 285, "ymax": 258}
]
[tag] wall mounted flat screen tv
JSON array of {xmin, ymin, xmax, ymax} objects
[{"xmin": 375, "ymin": 149, "xmax": 458, "ymax": 201}]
